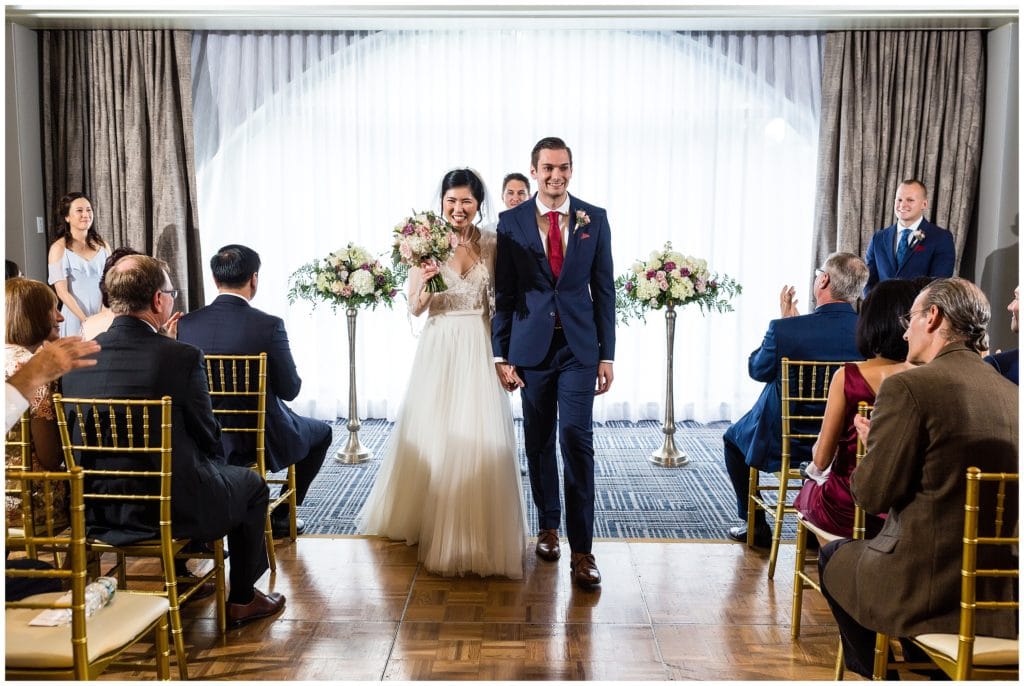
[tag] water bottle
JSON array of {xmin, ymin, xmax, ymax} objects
[{"xmin": 29, "ymin": 576, "xmax": 118, "ymax": 626}]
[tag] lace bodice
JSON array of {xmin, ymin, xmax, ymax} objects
[{"xmin": 420, "ymin": 229, "xmax": 496, "ymax": 317}]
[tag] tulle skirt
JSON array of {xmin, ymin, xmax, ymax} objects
[{"xmin": 357, "ymin": 310, "xmax": 526, "ymax": 579}]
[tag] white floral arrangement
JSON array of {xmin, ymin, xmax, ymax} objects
[
  {"xmin": 391, "ymin": 210, "xmax": 458, "ymax": 292},
  {"xmin": 287, "ymin": 242, "xmax": 399, "ymax": 311},
  {"xmin": 614, "ymin": 241, "xmax": 742, "ymax": 323}
]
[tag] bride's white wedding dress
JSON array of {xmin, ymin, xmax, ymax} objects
[{"xmin": 357, "ymin": 229, "xmax": 526, "ymax": 578}]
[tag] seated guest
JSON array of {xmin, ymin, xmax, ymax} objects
[
  {"xmin": 178, "ymin": 245, "xmax": 330, "ymax": 537},
  {"xmin": 724, "ymin": 252, "xmax": 869, "ymax": 546},
  {"xmin": 61, "ymin": 255, "xmax": 285, "ymax": 627},
  {"xmin": 819, "ymin": 278, "xmax": 1018, "ymax": 678},
  {"xmin": 793, "ymin": 279, "xmax": 920, "ymax": 539},
  {"xmin": 5, "ymin": 278, "xmax": 69, "ymax": 531},
  {"xmin": 864, "ymin": 179, "xmax": 955, "ymax": 294},
  {"xmin": 5, "ymin": 337, "xmax": 100, "ymax": 432},
  {"xmin": 6, "ymin": 259, "xmax": 21, "ymax": 279},
  {"xmin": 80, "ymin": 247, "xmax": 139, "ymax": 341},
  {"xmin": 983, "ymin": 285, "xmax": 1018, "ymax": 384}
]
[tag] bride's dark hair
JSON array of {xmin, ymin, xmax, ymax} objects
[{"xmin": 440, "ymin": 168, "xmax": 487, "ymax": 223}]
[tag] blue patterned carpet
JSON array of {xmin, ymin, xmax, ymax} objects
[{"xmin": 296, "ymin": 419, "xmax": 756, "ymax": 540}]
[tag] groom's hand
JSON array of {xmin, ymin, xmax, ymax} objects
[
  {"xmin": 595, "ymin": 362, "xmax": 614, "ymax": 395},
  {"xmin": 495, "ymin": 362, "xmax": 524, "ymax": 392}
]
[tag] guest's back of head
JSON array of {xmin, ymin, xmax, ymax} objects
[
  {"xmin": 105, "ymin": 255, "xmax": 168, "ymax": 315},
  {"xmin": 822, "ymin": 252, "xmax": 870, "ymax": 304},
  {"xmin": 211, "ymin": 244, "xmax": 261, "ymax": 287},
  {"xmin": 5, "ymin": 278, "xmax": 58, "ymax": 348},
  {"xmin": 5, "ymin": 259, "xmax": 21, "ymax": 280},
  {"xmin": 920, "ymin": 277, "xmax": 991, "ymax": 353},
  {"xmin": 99, "ymin": 247, "xmax": 142, "ymax": 308},
  {"xmin": 856, "ymin": 279, "xmax": 921, "ymax": 361}
]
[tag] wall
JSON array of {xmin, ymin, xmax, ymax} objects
[
  {"xmin": 4, "ymin": 22, "xmax": 46, "ymax": 281},
  {"xmin": 963, "ymin": 22, "xmax": 1019, "ymax": 353}
]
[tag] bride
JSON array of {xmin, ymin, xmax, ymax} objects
[{"xmin": 357, "ymin": 168, "xmax": 526, "ymax": 578}]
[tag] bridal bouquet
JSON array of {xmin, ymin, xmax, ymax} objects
[
  {"xmin": 287, "ymin": 243, "xmax": 399, "ymax": 311},
  {"xmin": 615, "ymin": 242, "xmax": 742, "ymax": 323},
  {"xmin": 391, "ymin": 210, "xmax": 458, "ymax": 293}
]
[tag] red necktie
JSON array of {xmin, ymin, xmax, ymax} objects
[{"xmin": 547, "ymin": 211, "xmax": 563, "ymax": 278}]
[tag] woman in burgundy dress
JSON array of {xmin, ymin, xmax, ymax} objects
[{"xmin": 794, "ymin": 279, "xmax": 922, "ymax": 539}]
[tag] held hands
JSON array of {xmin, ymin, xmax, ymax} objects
[
  {"xmin": 595, "ymin": 361, "xmax": 614, "ymax": 395},
  {"xmin": 495, "ymin": 362, "xmax": 524, "ymax": 393},
  {"xmin": 779, "ymin": 285, "xmax": 800, "ymax": 318}
]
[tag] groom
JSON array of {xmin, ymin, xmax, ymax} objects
[{"xmin": 492, "ymin": 136, "xmax": 616, "ymax": 589}]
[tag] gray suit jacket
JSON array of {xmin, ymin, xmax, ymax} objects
[{"xmin": 824, "ymin": 343, "xmax": 1018, "ymax": 638}]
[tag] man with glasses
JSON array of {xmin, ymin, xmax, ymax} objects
[
  {"xmin": 819, "ymin": 278, "xmax": 1017, "ymax": 678},
  {"xmin": 62, "ymin": 254, "xmax": 286, "ymax": 628},
  {"xmin": 723, "ymin": 252, "xmax": 869, "ymax": 547}
]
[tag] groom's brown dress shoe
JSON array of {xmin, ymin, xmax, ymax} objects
[
  {"xmin": 536, "ymin": 529, "xmax": 561, "ymax": 561},
  {"xmin": 226, "ymin": 589, "xmax": 286, "ymax": 628},
  {"xmin": 570, "ymin": 552, "xmax": 601, "ymax": 588}
]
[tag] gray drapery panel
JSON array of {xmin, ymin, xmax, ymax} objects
[
  {"xmin": 41, "ymin": 30, "xmax": 204, "ymax": 310},
  {"xmin": 812, "ymin": 31, "xmax": 985, "ymax": 278}
]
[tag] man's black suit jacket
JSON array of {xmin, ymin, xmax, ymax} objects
[
  {"xmin": 61, "ymin": 316, "xmax": 246, "ymax": 544},
  {"xmin": 177, "ymin": 294, "xmax": 316, "ymax": 472}
]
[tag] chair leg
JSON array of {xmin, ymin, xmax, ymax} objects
[
  {"xmin": 264, "ymin": 508, "xmax": 277, "ymax": 573},
  {"xmin": 872, "ymin": 633, "xmax": 890, "ymax": 680},
  {"xmin": 791, "ymin": 520, "xmax": 807, "ymax": 639},
  {"xmin": 833, "ymin": 640, "xmax": 845, "ymax": 680},
  {"xmin": 767, "ymin": 494, "xmax": 787, "ymax": 579},
  {"xmin": 746, "ymin": 467, "xmax": 759, "ymax": 548},
  {"xmin": 287, "ymin": 465, "xmax": 298, "ymax": 541},
  {"xmin": 213, "ymin": 539, "xmax": 227, "ymax": 634},
  {"xmin": 155, "ymin": 612, "xmax": 171, "ymax": 680},
  {"xmin": 163, "ymin": 559, "xmax": 190, "ymax": 680}
]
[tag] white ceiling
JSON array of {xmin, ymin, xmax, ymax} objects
[{"xmin": 4, "ymin": 2, "xmax": 1019, "ymax": 32}]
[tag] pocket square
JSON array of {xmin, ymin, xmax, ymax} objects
[{"xmin": 580, "ymin": 233, "xmax": 591, "ymax": 240}]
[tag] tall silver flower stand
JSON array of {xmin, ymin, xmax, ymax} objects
[
  {"xmin": 650, "ymin": 303, "xmax": 688, "ymax": 467},
  {"xmin": 337, "ymin": 307, "xmax": 371, "ymax": 464}
]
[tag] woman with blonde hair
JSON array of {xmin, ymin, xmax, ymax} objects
[{"xmin": 5, "ymin": 277, "xmax": 69, "ymax": 530}]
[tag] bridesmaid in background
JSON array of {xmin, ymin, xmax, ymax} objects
[{"xmin": 47, "ymin": 192, "xmax": 109, "ymax": 336}]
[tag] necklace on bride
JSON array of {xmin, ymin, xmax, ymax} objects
[{"xmin": 455, "ymin": 225, "xmax": 478, "ymax": 248}]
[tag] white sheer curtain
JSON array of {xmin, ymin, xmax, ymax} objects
[{"xmin": 191, "ymin": 30, "xmax": 822, "ymax": 423}]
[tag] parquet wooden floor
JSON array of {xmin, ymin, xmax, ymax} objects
[{"xmin": 98, "ymin": 536, "xmax": 868, "ymax": 681}]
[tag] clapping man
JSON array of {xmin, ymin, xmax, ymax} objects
[
  {"xmin": 724, "ymin": 253, "xmax": 868, "ymax": 546},
  {"xmin": 62, "ymin": 255, "xmax": 284, "ymax": 627}
]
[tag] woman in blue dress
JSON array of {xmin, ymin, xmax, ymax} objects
[{"xmin": 47, "ymin": 192, "xmax": 109, "ymax": 337}]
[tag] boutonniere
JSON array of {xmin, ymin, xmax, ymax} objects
[
  {"xmin": 574, "ymin": 210, "xmax": 591, "ymax": 234},
  {"xmin": 910, "ymin": 228, "xmax": 926, "ymax": 246}
]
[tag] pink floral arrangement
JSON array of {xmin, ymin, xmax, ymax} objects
[{"xmin": 391, "ymin": 211, "xmax": 457, "ymax": 292}]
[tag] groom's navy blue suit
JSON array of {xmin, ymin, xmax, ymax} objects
[{"xmin": 492, "ymin": 194, "xmax": 615, "ymax": 554}]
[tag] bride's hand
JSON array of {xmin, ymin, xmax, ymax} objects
[
  {"xmin": 495, "ymin": 362, "xmax": 524, "ymax": 392},
  {"xmin": 420, "ymin": 259, "xmax": 440, "ymax": 282}
]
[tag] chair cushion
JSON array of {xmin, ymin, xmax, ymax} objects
[
  {"xmin": 914, "ymin": 633, "xmax": 1019, "ymax": 667},
  {"xmin": 6, "ymin": 591, "xmax": 169, "ymax": 668},
  {"xmin": 796, "ymin": 512, "xmax": 843, "ymax": 543}
]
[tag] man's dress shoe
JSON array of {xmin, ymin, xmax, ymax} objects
[
  {"xmin": 271, "ymin": 516, "xmax": 306, "ymax": 538},
  {"xmin": 535, "ymin": 529, "xmax": 561, "ymax": 561},
  {"xmin": 727, "ymin": 524, "xmax": 772, "ymax": 548},
  {"xmin": 570, "ymin": 552, "xmax": 602, "ymax": 588},
  {"xmin": 226, "ymin": 589, "xmax": 286, "ymax": 628}
]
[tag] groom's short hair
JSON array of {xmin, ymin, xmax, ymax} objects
[{"xmin": 531, "ymin": 137, "xmax": 573, "ymax": 170}]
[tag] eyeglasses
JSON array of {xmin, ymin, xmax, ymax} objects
[
  {"xmin": 899, "ymin": 308, "xmax": 926, "ymax": 330},
  {"xmin": 161, "ymin": 289, "xmax": 179, "ymax": 299}
]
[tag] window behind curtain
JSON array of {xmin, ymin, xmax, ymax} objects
[{"xmin": 192, "ymin": 30, "xmax": 822, "ymax": 423}]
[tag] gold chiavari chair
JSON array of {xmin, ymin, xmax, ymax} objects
[
  {"xmin": 53, "ymin": 394, "xmax": 227, "ymax": 680},
  {"xmin": 872, "ymin": 468, "xmax": 1019, "ymax": 681},
  {"xmin": 792, "ymin": 403, "xmax": 873, "ymax": 651},
  {"xmin": 5, "ymin": 466, "xmax": 171, "ymax": 680},
  {"xmin": 748, "ymin": 358, "xmax": 849, "ymax": 579},
  {"xmin": 205, "ymin": 353, "xmax": 298, "ymax": 573}
]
